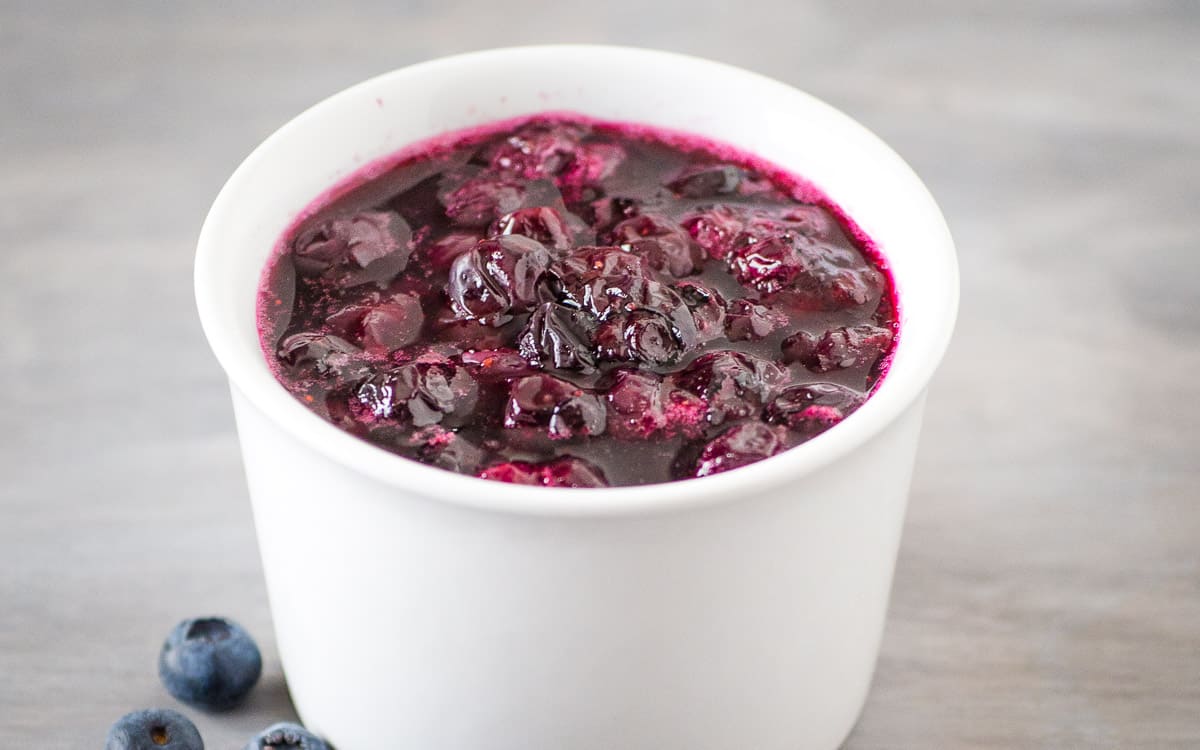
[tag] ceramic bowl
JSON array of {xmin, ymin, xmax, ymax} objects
[{"xmin": 195, "ymin": 44, "xmax": 958, "ymax": 750}]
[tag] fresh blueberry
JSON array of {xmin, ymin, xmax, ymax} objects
[
  {"xmin": 243, "ymin": 722, "xmax": 332, "ymax": 750},
  {"xmin": 105, "ymin": 708, "xmax": 203, "ymax": 750},
  {"xmin": 158, "ymin": 617, "xmax": 262, "ymax": 711}
]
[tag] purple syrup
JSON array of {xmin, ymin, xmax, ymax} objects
[{"xmin": 257, "ymin": 114, "xmax": 898, "ymax": 488}]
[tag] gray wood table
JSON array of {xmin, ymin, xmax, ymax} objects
[{"xmin": 3, "ymin": 2, "xmax": 1197, "ymax": 747}]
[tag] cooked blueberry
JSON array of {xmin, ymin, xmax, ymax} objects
[
  {"xmin": 440, "ymin": 173, "xmax": 526, "ymax": 227},
  {"xmin": 243, "ymin": 722, "xmax": 331, "ymax": 750},
  {"xmin": 504, "ymin": 374, "xmax": 605, "ymax": 440},
  {"xmin": 353, "ymin": 357, "xmax": 479, "ymax": 426},
  {"xmin": 477, "ymin": 456, "xmax": 608, "ymax": 487},
  {"xmin": 158, "ymin": 617, "xmax": 262, "ymax": 711},
  {"xmin": 593, "ymin": 311, "xmax": 685, "ymax": 367},
  {"xmin": 476, "ymin": 459, "xmax": 542, "ymax": 484},
  {"xmin": 557, "ymin": 141, "xmax": 626, "ymax": 199},
  {"xmin": 105, "ymin": 708, "xmax": 203, "ymax": 750},
  {"xmin": 566, "ymin": 273, "xmax": 699, "ymax": 352},
  {"xmin": 674, "ymin": 350, "xmax": 789, "ymax": 425},
  {"xmin": 778, "ymin": 205, "xmax": 841, "ymax": 239},
  {"xmin": 604, "ymin": 369, "xmax": 706, "ymax": 440},
  {"xmin": 674, "ymin": 280, "xmax": 727, "ymax": 343},
  {"xmin": 447, "ymin": 236, "xmax": 552, "ymax": 325},
  {"xmin": 487, "ymin": 121, "xmax": 584, "ymax": 178},
  {"xmin": 689, "ymin": 422, "xmax": 786, "ymax": 477},
  {"xmin": 731, "ymin": 214, "xmax": 883, "ymax": 307},
  {"xmin": 517, "ymin": 302, "xmax": 597, "ymax": 371},
  {"xmin": 277, "ymin": 333, "xmax": 361, "ymax": 376},
  {"xmin": 764, "ymin": 382, "xmax": 864, "ymax": 435},
  {"xmin": 326, "ymin": 293, "xmax": 424, "ymax": 353},
  {"xmin": 681, "ymin": 205, "xmax": 745, "ymax": 260},
  {"xmin": 401, "ymin": 425, "xmax": 485, "ymax": 474},
  {"xmin": 606, "ymin": 214, "xmax": 703, "ymax": 277},
  {"xmin": 459, "ymin": 348, "xmax": 537, "ymax": 380},
  {"xmin": 780, "ymin": 330, "xmax": 819, "ymax": 365},
  {"xmin": 539, "ymin": 455, "xmax": 610, "ymax": 487},
  {"xmin": 727, "ymin": 234, "xmax": 804, "ymax": 295},
  {"xmin": 489, "ymin": 206, "xmax": 576, "ymax": 251},
  {"xmin": 292, "ymin": 211, "xmax": 412, "ymax": 279},
  {"xmin": 557, "ymin": 245, "xmax": 650, "ymax": 281},
  {"xmin": 668, "ymin": 163, "xmax": 745, "ymax": 198},
  {"xmin": 582, "ymin": 196, "xmax": 639, "ymax": 233},
  {"xmin": 822, "ymin": 265, "xmax": 885, "ymax": 308},
  {"xmin": 360, "ymin": 296, "xmax": 424, "ymax": 352},
  {"xmin": 422, "ymin": 231, "xmax": 483, "ymax": 270},
  {"xmin": 787, "ymin": 238, "xmax": 885, "ymax": 309},
  {"xmin": 782, "ymin": 324, "xmax": 894, "ymax": 372},
  {"xmin": 725, "ymin": 298, "xmax": 789, "ymax": 341},
  {"xmin": 324, "ymin": 303, "xmax": 373, "ymax": 338}
]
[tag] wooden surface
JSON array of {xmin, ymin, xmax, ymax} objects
[{"xmin": 2, "ymin": 2, "xmax": 1197, "ymax": 747}]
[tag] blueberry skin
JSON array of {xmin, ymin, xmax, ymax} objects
[
  {"xmin": 244, "ymin": 722, "xmax": 332, "ymax": 750},
  {"xmin": 105, "ymin": 708, "xmax": 204, "ymax": 750},
  {"xmin": 158, "ymin": 617, "xmax": 263, "ymax": 711}
]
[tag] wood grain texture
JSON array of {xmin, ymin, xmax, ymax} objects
[{"xmin": 2, "ymin": 1, "xmax": 1197, "ymax": 747}]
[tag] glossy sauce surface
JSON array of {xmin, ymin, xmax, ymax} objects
[{"xmin": 258, "ymin": 115, "xmax": 898, "ymax": 487}]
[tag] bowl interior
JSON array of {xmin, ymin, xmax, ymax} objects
[{"xmin": 195, "ymin": 45, "xmax": 957, "ymax": 515}]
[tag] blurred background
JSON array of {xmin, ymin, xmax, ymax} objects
[{"xmin": 2, "ymin": 1, "xmax": 1197, "ymax": 747}]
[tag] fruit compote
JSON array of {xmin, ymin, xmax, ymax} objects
[{"xmin": 258, "ymin": 115, "xmax": 898, "ymax": 487}]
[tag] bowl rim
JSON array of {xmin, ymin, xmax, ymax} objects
[{"xmin": 194, "ymin": 44, "xmax": 959, "ymax": 518}]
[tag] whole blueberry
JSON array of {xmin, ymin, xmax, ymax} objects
[
  {"xmin": 158, "ymin": 616, "xmax": 262, "ymax": 711},
  {"xmin": 244, "ymin": 722, "xmax": 332, "ymax": 750},
  {"xmin": 105, "ymin": 708, "xmax": 203, "ymax": 750}
]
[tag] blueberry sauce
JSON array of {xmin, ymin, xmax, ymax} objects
[{"xmin": 258, "ymin": 114, "xmax": 898, "ymax": 487}]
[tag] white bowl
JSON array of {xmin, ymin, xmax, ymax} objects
[{"xmin": 195, "ymin": 45, "xmax": 957, "ymax": 750}]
